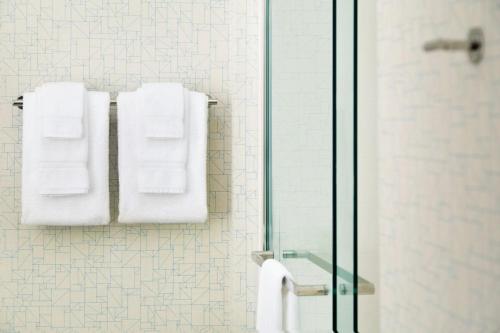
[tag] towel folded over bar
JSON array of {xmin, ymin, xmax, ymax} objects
[
  {"xmin": 136, "ymin": 85, "xmax": 190, "ymax": 194},
  {"xmin": 117, "ymin": 87, "xmax": 208, "ymax": 224},
  {"xmin": 36, "ymin": 83, "xmax": 89, "ymax": 195},
  {"xmin": 139, "ymin": 83, "xmax": 185, "ymax": 139},
  {"xmin": 39, "ymin": 82, "xmax": 86, "ymax": 139},
  {"xmin": 22, "ymin": 88, "xmax": 110, "ymax": 225},
  {"xmin": 256, "ymin": 259, "xmax": 300, "ymax": 332}
]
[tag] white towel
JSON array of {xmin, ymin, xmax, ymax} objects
[
  {"xmin": 36, "ymin": 85, "xmax": 89, "ymax": 195},
  {"xmin": 137, "ymin": 88, "xmax": 190, "ymax": 194},
  {"xmin": 21, "ymin": 91, "xmax": 110, "ymax": 225},
  {"xmin": 139, "ymin": 83, "xmax": 185, "ymax": 138},
  {"xmin": 138, "ymin": 162, "xmax": 186, "ymax": 194},
  {"xmin": 256, "ymin": 259, "xmax": 300, "ymax": 333},
  {"xmin": 38, "ymin": 162, "xmax": 89, "ymax": 195},
  {"xmin": 39, "ymin": 82, "xmax": 86, "ymax": 138},
  {"xmin": 117, "ymin": 90, "xmax": 208, "ymax": 224}
]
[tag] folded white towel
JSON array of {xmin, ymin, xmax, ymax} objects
[
  {"xmin": 137, "ymin": 88, "xmax": 190, "ymax": 193},
  {"xmin": 38, "ymin": 162, "xmax": 89, "ymax": 195},
  {"xmin": 138, "ymin": 162, "xmax": 186, "ymax": 194},
  {"xmin": 36, "ymin": 85, "xmax": 90, "ymax": 195},
  {"xmin": 22, "ymin": 91, "xmax": 110, "ymax": 226},
  {"xmin": 117, "ymin": 90, "xmax": 208, "ymax": 224},
  {"xmin": 256, "ymin": 259, "xmax": 300, "ymax": 333},
  {"xmin": 39, "ymin": 82, "xmax": 86, "ymax": 138},
  {"xmin": 139, "ymin": 83, "xmax": 185, "ymax": 138}
]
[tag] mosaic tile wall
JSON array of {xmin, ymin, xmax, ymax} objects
[
  {"xmin": 0, "ymin": 0, "xmax": 262, "ymax": 331},
  {"xmin": 378, "ymin": 1, "xmax": 500, "ymax": 332}
]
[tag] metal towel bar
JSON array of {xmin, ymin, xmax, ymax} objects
[
  {"xmin": 252, "ymin": 251, "xmax": 329, "ymax": 297},
  {"xmin": 252, "ymin": 250, "xmax": 376, "ymax": 296},
  {"xmin": 282, "ymin": 250, "xmax": 375, "ymax": 295},
  {"xmin": 12, "ymin": 95, "xmax": 218, "ymax": 110}
]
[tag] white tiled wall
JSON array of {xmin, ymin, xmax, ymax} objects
[
  {"xmin": 378, "ymin": 1, "xmax": 500, "ymax": 332},
  {"xmin": 0, "ymin": 0, "xmax": 263, "ymax": 331}
]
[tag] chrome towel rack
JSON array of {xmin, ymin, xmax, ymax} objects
[
  {"xmin": 252, "ymin": 251, "xmax": 329, "ymax": 297},
  {"xmin": 12, "ymin": 95, "xmax": 218, "ymax": 110},
  {"xmin": 282, "ymin": 250, "xmax": 375, "ymax": 295},
  {"xmin": 252, "ymin": 250, "xmax": 376, "ymax": 297}
]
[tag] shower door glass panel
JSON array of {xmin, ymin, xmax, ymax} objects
[
  {"xmin": 267, "ymin": 0, "xmax": 357, "ymax": 331},
  {"xmin": 268, "ymin": 0, "xmax": 334, "ymax": 331},
  {"xmin": 336, "ymin": 0, "xmax": 356, "ymax": 331}
]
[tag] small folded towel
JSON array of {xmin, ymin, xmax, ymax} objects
[
  {"xmin": 138, "ymin": 162, "xmax": 186, "ymax": 194},
  {"xmin": 137, "ymin": 88, "xmax": 190, "ymax": 194},
  {"xmin": 36, "ymin": 85, "xmax": 90, "ymax": 195},
  {"xmin": 22, "ymin": 91, "xmax": 110, "ymax": 226},
  {"xmin": 39, "ymin": 82, "xmax": 86, "ymax": 138},
  {"xmin": 117, "ymin": 89, "xmax": 208, "ymax": 224},
  {"xmin": 38, "ymin": 162, "xmax": 89, "ymax": 195},
  {"xmin": 256, "ymin": 259, "xmax": 300, "ymax": 333},
  {"xmin": 139, "ymin": 82, "xmax": 185, "ymax": 138}
]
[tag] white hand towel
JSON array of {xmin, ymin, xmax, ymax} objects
[
  {"xmin": 136, "ymin": 88, "xmax": 190, "ymax": 193},
  {"xmin": 39, "ymin": 82, "xmax": 86, "ymax": 138},
  {"xmin": 38, "ymin": 162, "xmax": 89, "ymax": 195},
  {"xmin": 22, "ymin": 91, "xmax": 110, "ymax": 226},
  {"xmin": 256, "ymin": 259, "xmax": 300, "ymax": 333},
  {"xmin": 137, "ymin": 161, "xmax": 186, "ymax": 194},
  {"xmin": 36, "ymin": 86, "xmax": 89, "ymax": 195},
  {"xmin": 139, "ymin": 82, "xmax": 185, "ymax": 138},
  {"xmin": 117, "ymin": 90, "xmax": 207, "ymax": 224}
]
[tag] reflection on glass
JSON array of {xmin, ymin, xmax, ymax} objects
[
  {"xmin": 268, "ymin": 0, "xmax": 334, "ymax": 330},
  {"xmin": 336, "ymin": 0, "xmax": 356, "ymax": 330}
]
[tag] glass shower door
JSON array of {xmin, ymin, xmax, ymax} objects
[
  {"xmin": 267, "ymin": 0, "xmax": 334, "ymax": 330},
  {"xmin": 266, "ymin": 0, "xmax": 366, "ymax": 331},
  {"xmin": 336, "ymin": 0, "xmax": 356, "ymax": 330}
]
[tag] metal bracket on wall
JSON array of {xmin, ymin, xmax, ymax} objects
[{"xmin": 423, "ymin": 27, "xmax": 484, "ymax": 64}]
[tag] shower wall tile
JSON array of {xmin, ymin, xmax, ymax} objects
[
  {"xmin": 378, "ymin": 1, "xmax": 500, "ymax": 332},
  {"xmin": 0, "ymin": 0, "xmax": 262, "ymax": 332}
]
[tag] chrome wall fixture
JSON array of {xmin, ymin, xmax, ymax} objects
[
  {"xmin": 423, "ymin": 27, "xmax": 484, "ymax": 64},
  {"xmin": 12, "ymin": 95, "xmax": 218, "ymax": 110}
]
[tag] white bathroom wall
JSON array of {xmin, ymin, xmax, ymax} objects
[
  {"xmin": 378, "ymin": 1, "xmax": 500, "ymax": 332},
  {"xmin": 0, "ymin": 0, "xmax": 263, "ymax": 331}
]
